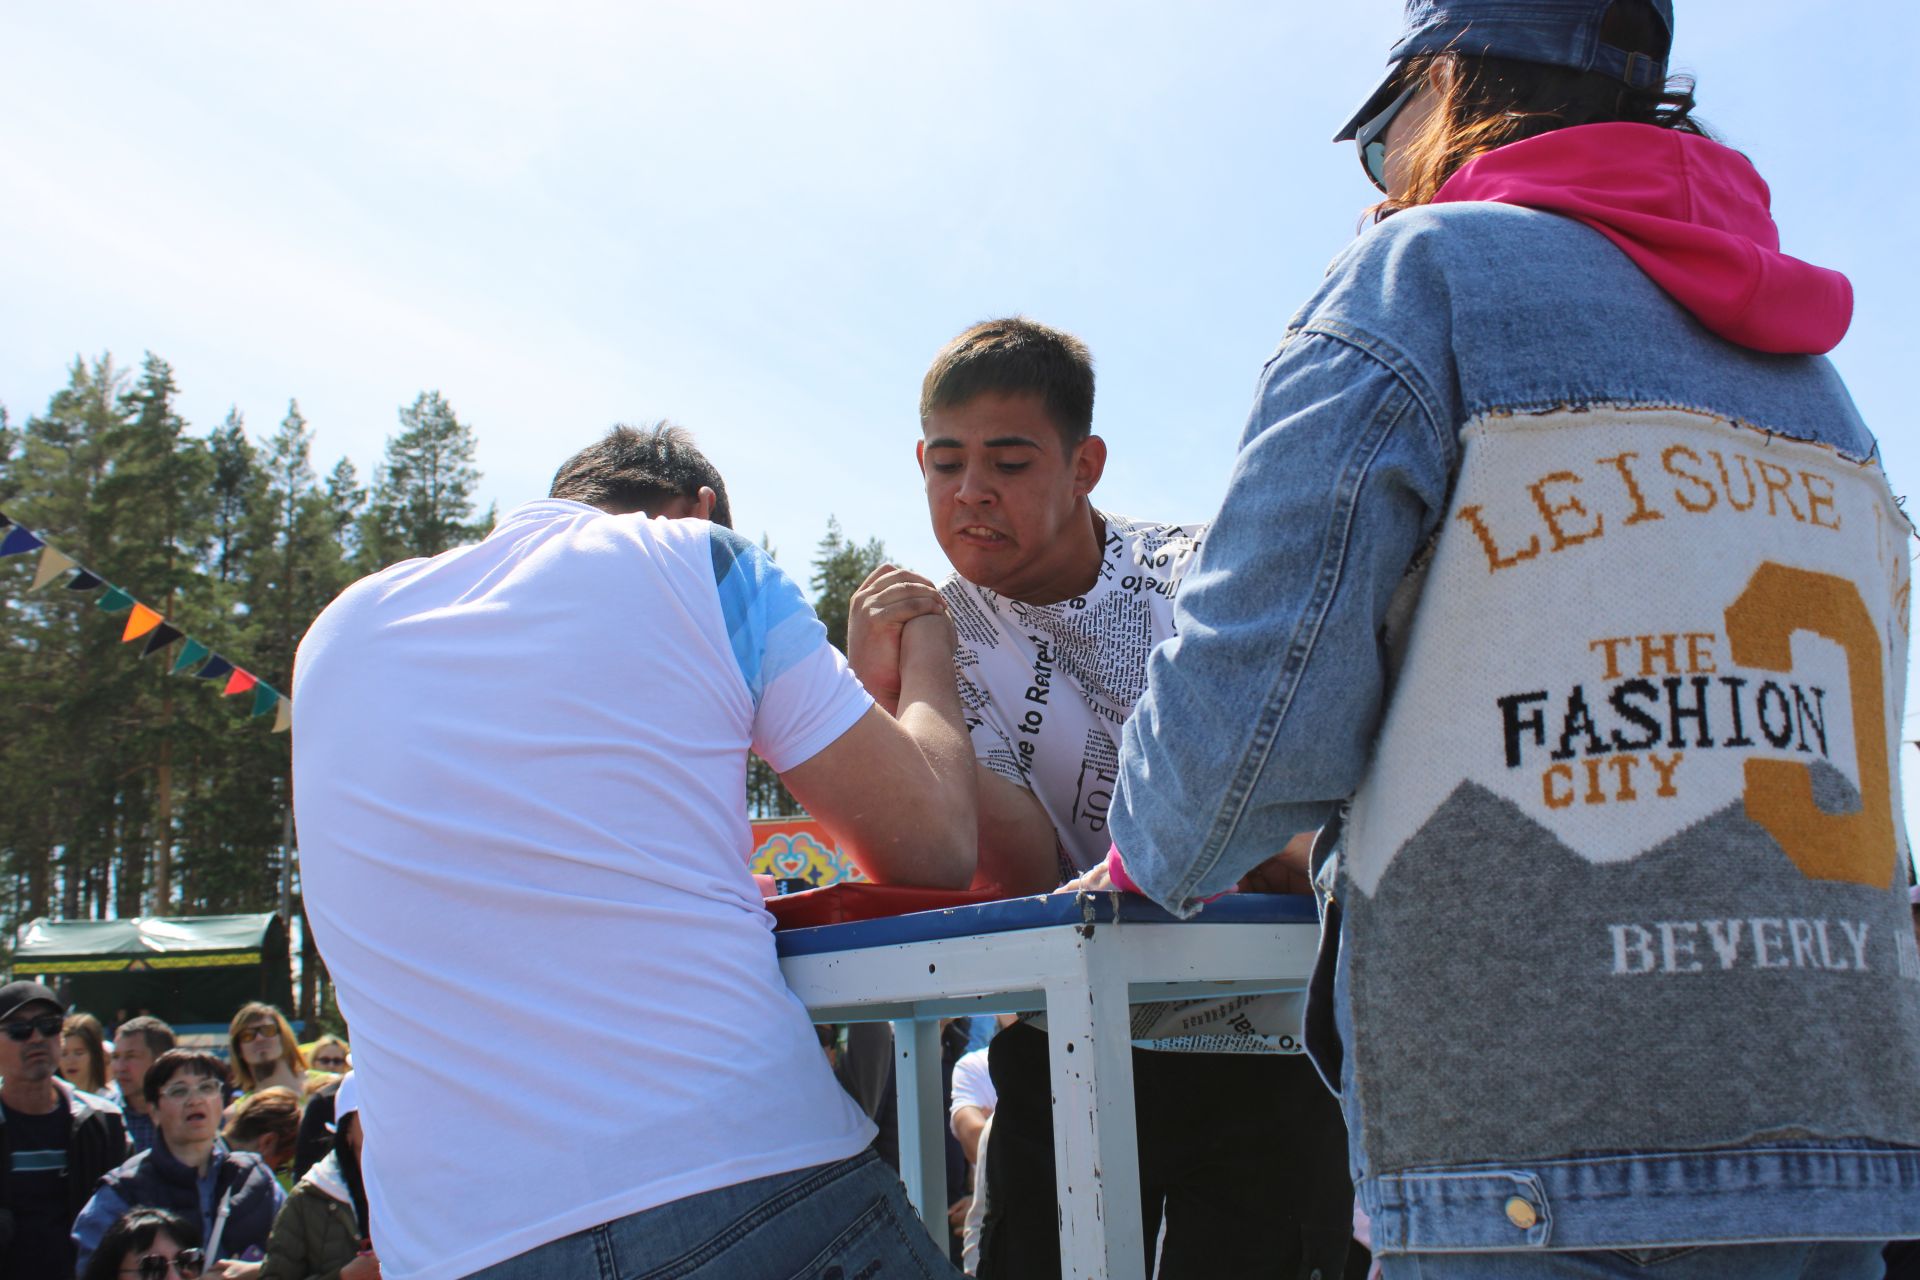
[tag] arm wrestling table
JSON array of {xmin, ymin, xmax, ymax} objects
[{"xmin": 775, "ymin": 892, "xmax": 1320, "ymax": 1280}]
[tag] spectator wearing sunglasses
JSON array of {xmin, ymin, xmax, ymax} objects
[
  {"xmin": 228, "ymin": 1005, "xmax": 321, "ymax": 1104},
  {"xmin": 0, "ymin": 981, "xmax": 132, "ymax": 1280},
  {"xmin": 79, "ymin": 1207, "xmax": 205, "ymax": 1280},
  {"xmin": 73, "ymin": 1050, "xmax": 285, "ymax": 1275},
  {"xmin": 305, "ymin": 1036, "xmax": 349, "ymax": 1076},
  {"xmin": 1086, "ymin": 0, "xmax": 1918, "ymax": 1274}
]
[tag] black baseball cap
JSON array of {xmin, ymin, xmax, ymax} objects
[{"xmin": 0, "ymin": 980, "xmax": 64, "ymax": 1021}]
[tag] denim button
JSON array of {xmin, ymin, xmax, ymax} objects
[{"xmin": 1504, "ymin": 1197, "xmax": 1539, "ymax": 1230}]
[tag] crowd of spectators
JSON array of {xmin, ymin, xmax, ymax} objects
[{"xmin": 0, "ymin": 980, "xmax": 364, "ymax": 1280}]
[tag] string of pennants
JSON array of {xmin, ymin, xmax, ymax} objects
[{"xmin": 0, "ymin": 509, "xmax": 291, "ymax": 734}]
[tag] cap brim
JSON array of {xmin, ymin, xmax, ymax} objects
[{"xmin": 1333, "ymin": 67, "xmax": 1403, "ymax": 142}]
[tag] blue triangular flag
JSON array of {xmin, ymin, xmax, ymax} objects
[
  {"xmin": 0, "ymin": 525, "xmax": 45, "ymax": 558},
  {"xmin": 195, "ymin": 655, "xmax": 235, "ymax": 682}
]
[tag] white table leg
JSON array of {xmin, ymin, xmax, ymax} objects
[
  {"xmin": 1045, "ymin": 939, "xmax": 1145, "ymax": 1280},
  {"xmin": 891, "ymin": 1017, "xmax": 948, "ymax": 1247}
]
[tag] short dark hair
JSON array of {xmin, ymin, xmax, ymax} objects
[
  {"xmin": 549, "ymin": 422, "xmax": 733, "ymax": 528},
  {"xmin": 144, "ymin": 1048, "xmax": 230, "ymax": 1106},
  {"xmin": 920, "ymin": 317, "xmax": 1095, "ymax": 448},
  {"xmin": 116, "ymin": 1015, "xmax": 176, "ymax": 1058},
  {"xmin": 80, "ymin": 1208, "xmax": 200, "ymax": 1280}
]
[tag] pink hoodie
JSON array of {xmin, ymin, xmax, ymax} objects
[{"xmin": 1433, "ymin": 122, "xmax": 1852, "ymax": 356}]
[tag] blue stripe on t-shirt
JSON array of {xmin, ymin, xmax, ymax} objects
[
  {"xmin": 11, "ymin": 1148, "xmax": 66, "ymax": 1172},
  {"xmin": 708, "ymin": 526, "xmax": 825, "ymax": 710}
]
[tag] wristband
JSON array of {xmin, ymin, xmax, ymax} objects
[{"xmin": 1105, "ymin": 845, "xmax": 1146, "ymax": 895}]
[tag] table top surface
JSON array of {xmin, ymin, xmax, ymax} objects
[{"xmin": 773, "ymin": 890, "xmax": 1317, "ymax": 957}]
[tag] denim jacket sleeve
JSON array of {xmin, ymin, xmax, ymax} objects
[{"xmin": 1112, "ymin": 326, "xmax": 1458, "ymax": 914}]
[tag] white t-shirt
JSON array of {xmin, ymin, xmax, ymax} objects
[
  {"xmin": 943, "ymin": 511, "xmax": 1305, "ymax": 1054},
  {"xmin": 293, "ymin": 500, "xmax": 877, "ymax": 1280},
  {"xmin": 948, "ymin": 1047, "xmax": 996, "ymax": 1121}
]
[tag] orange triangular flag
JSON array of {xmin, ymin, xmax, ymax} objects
[
  {"xmin": 122, "ymin": 603, "xmax": 164, "ymax": 642},
  {"xmin": 223, "ymin": 669, "xmax": 258, "ymax": 697}
]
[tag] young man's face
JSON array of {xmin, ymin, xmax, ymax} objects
[{"xmin": 918, "ymin": 391, "xmax": 1105, "ymax": 604}]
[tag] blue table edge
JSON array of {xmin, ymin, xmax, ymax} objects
[{"xmin": 773, "ymin": 891, "xmax": 1319, "ymax": 957}]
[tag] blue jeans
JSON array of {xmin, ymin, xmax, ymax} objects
[
  {"xmin": 468, "ymin": 1148, "xmax": 959, "ymax": 1280},
  {"xmin": 1379, "ymin": 1242, "xmax": 1886, "ymax": 1279}
]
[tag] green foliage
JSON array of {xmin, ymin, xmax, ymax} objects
[
  {"xmin": 0, "ymin": 355, "xmax": 889, "ymax": 1003},
  {"xmin": 809, "ymin": 515, "xmax": 887, "ymax": 653},
  {"xmin": 358, "ymin": 390, "xmax": 486, "ymax": 569}
]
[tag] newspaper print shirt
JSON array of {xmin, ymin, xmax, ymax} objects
[{"xmin": 940, "ymin": 510, "xmax": 1304, "ymax": 1053}]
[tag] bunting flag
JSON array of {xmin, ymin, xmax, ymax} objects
[
  {"xmin": 170, "ymin": 638, "xmax": 211, "ymax": 675},
  {"xmin": 30, "ymin": 547, "xmax": 78, "ymax": 590},
  {"xmin": 4, "ymin": 513, "xmax": 290, "ymax": 733},
  {"xmin": 1, "ymin": 525, "xmax": 45, "ymax": 558},
  {"xmin": 122, "ymin": 603, "xmax": 165, "ymax": 642},
  {"xmin": 141, "ymin": 623, "xmax": 185, "ymax": 658}
]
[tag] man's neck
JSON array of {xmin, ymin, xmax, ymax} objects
[
  {"xmin": 125, "ymin": 1093, "xmax": 151, "ymax": 1117},
  {"xmin": 1004, "ymin": 506, "xmax": 1106, "ymax": 607},
  {"xmin": 0, "ymin": 1075, "xmax": 61, "ymax": 1115}
]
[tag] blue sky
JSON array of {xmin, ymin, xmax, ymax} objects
[{"xmin": 3, "ymin": 1, "xmax": 1916, "ymax": 858}]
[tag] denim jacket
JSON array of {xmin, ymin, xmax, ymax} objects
[{"xmin": 1111, "ymin": 152, "xmax": 1920, "ymax": 1250}]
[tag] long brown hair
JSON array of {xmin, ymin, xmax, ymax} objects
[
  {"xmin": 227, "ymin": 1002, "xmax": 309, "ymax": 1092},
  {"xmin": 1379, "ymin": 1, "xmax": 1709, "ymax": 213},
  {"xmin": 61, "ymin": 1012, "xmax": 109, "ymax": 1094}
]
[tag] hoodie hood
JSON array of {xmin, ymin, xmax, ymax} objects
[
  {"xmin": 298, "ymin": 1149, "xmax": 354, "ymax": 1206},
  {"xmin": 1434, "ymin": 122, "xmax": 1852, "ymax": 355}
]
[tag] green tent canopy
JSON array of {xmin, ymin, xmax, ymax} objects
[{"xmin": 10, "ymin": 913, "xmax": 293, "ymax": 1028}]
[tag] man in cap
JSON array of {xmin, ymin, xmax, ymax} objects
[{"xmin": 0, "ymin": 981, "xmax": 131, "ymax": 1279}]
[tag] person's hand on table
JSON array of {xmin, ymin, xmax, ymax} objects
[
  {"xmin": 1057, "ymin": 860, "xmax": 1116, "ymax": 894},
  {"xmin": 847, "ymin": 564, "xmax": 948, "ymax": 716},
  {"xmin": 1236, "ymin": 830, "xmax": 1318, "ymax": 895}
]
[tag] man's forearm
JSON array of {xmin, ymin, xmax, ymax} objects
[{"xmin": 895, "ymin": 615, "xmax": 978, "ymax": 869}]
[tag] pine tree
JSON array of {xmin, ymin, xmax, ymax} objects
[
  {"xmin": 207, "ymin": 409, "xmax": 260, "ymax": 583},
  {"xmin": 359, "ymin": 390, "xmax": 485, "ymax": 568},
  {"xmin": 809, "ymin": 516, "xmax": 888, "ymax": 653}
]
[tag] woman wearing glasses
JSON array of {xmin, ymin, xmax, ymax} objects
[
  {"xmin": 80, "ymin": 1208, "xmax": 204, "ymax": 1280},
  {"xmin": 73, "ymin": 1051, "xmax": 286, "ymax": 1275}
]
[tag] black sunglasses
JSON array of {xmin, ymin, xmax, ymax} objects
[
  {"xmin": 1, "ymin": 1013, "xmax": 63, "ymax": 1042},
  {"xmin": 1355, "ymin": 81, "xmax": 1419, "ymax": 194},
  {"xmin": 132, "ymin": 1249, "xmax": 205, "ymax": 1280}
]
